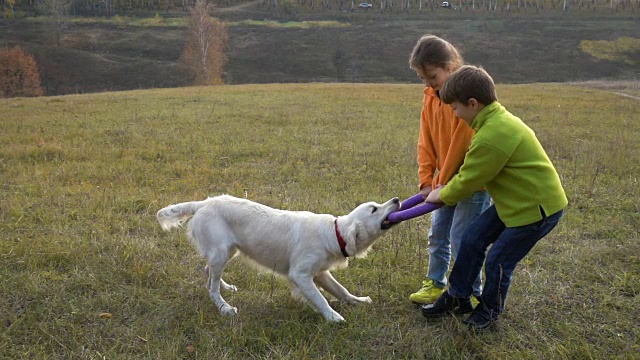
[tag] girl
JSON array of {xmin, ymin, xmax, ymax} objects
[{"xmin": 407, "ymin": 35, "xmax": 490, "ymax": 305}]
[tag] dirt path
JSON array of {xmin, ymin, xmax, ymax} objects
[
  {"xmin": 214, "ymin": 0, "xmax": 259, "ymax": 12},
  {"xmin": 611, "ymin": 91, "xmax": 640, "ymax": 101},
  {"xmin": 569, "ymin": 81, "xmax": 640, "ymax": 102}
]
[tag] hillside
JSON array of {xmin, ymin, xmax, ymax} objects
[{"xmin": 0, "ymin": 7, "xmax": 638, "ymax": 95}]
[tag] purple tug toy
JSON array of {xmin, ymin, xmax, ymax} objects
[{"xmin": 386, "ymin": 193, "xmax": 443, "ymax": 223}]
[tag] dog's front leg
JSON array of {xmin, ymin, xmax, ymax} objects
[
  {"xmin": 289, "ymin": 272, "xmax": 345, "ymax": 322},
  {"xmin": 314, "ymin": 271, "xmax": 372, "ymax": 305}
]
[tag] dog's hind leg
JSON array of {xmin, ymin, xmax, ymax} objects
[
  {"xmin": 289, "ymin": 271, "xmax": 345, "ymax": 322},
  {"xmin": 205, "ymin": 265, "xmax": 237, "ymax": 292},
  {"xmin": 314, "ymin": 271, "xmax": 372, "ymax": 305},
  {"xmin": 205, "ymin": 252, "xmax": 238, "ymax": 317}
]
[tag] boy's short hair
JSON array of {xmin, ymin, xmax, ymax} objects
[{"xmin": 440, "ymin": 65, "xmax": 498, "ymax": 106}]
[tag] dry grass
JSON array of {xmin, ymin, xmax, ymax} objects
[{"xmin": 1, "ymin": 83, "xmax": 638, "ymax": 359}]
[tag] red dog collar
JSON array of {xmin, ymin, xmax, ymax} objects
[{"xmin": 334, "ymin": 219, "xmax": 349, "ymax": 257}]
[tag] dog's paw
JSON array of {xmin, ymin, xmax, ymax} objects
[
  {"xmin": 221, "ymin": 282, "xmax": 238, "ymax": 292},
  {"xmin": 343, "ymin": 295, "xmax": 372, "ymax": 305},
  {"xmin": 354, "ymin": 296, "xmax": 372, "ymax": 304},
  {"xmin": 219, "ymin": 304, "xmax": 238, "ymax": 317},
  {"xmin": 325, "ymin": 311, "xmax": 346, "ymax": 322}
]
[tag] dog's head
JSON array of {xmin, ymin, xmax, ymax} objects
[{"xmin": 339, "ymin": 197, "xmax": 400, "ymax": 258}]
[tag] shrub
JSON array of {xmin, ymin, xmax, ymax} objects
[
  {"xmin": 580, "ymin": 37, "xmax": 640, "ymax": 65},
  {"xmin": 0, "ymin": 46, "xmax": 44, "ymax": 98}
]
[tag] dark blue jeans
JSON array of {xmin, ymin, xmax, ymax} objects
[{"xmin": 448, "ymin": 205, "xmax": 564, "ymax": 315}]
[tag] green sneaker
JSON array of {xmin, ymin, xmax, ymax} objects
[
  {"xmin": 409, "ymin": 279, "xmax": 444, "ymax": 304},
  {"xmin": 471, "ymin": 296, "xmax": 480, "ymax": 308}
]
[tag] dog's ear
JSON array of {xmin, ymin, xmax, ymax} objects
[{"xmin": 343, "ymin": 221, "xmax": 362, "ymax": 257}]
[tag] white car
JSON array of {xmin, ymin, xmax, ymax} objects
[{"xmin": 359, "ymin": 2, "xmax": 373, "ymax": 8}]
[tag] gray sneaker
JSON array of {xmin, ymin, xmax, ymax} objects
[
  {"xmin": 421, "ymin": 291, "xmax": 473, "ymax": 319},
  {"xmin": 463, "ymin": 300, "xmax": 499, "ymax": 329}
]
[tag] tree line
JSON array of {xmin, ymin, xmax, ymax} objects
[
  {"xmin": 1, "ymin": 0, "xmax": 637, "ymax": 16},
  {"xmin": 262, "ymin": 0, "xmax": 639, "ymax": 13},
  {"xmin": 2, "ymin": 0, "xmax": 230, "ymax": 16}
]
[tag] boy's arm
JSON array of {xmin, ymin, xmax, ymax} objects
[
  {"xmin": 417, "ymin": 106, "xmax": 437, "ymax": 189},
  {"xmin": 439, "ymin": 142, "xmax": 508, "ymax": 205}
]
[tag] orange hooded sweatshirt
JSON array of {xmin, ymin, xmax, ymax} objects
[{"xmin": 417, "ymin": 87, "xmax": 475, "ymax": 190}]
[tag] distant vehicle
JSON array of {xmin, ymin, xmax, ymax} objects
[
  {"xmin": 359, "ymin": 2, "xmax": 373, "ymax": 8},
  {"xmin": 442, "ymin": 1, "xmax": 451, "ymax": 7}
]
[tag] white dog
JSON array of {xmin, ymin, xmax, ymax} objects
[{"xmin": 157, "ymin": 195, "xmax": 400, "ymax": 322}]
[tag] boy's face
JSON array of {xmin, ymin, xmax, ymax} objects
[
  {"xmin": 450, "ymin": 99, "xmax": 482, "ymax": 126},
  {"xmin": 415, "ymin": 65, "xmax": 450, "ymax": 91}
]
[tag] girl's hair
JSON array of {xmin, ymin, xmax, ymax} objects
[
  {"xmin": 440, "ymin": 65, "xmax": 498, "ymax": 106},
  {"xmin": 409, "ymin": 35, "xmax": 463, "ymax": 72}
]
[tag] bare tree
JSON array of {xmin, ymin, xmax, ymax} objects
[
  {"xmin": 181, "ymin": 0, "xmax": 228, "ymax": 85},
  {"xmin": 4, "ymin": 0, "xmax": 17, "ymax": 17}
]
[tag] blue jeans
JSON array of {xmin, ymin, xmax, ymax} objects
[
  {"xmin": 427, "ymin": 190, "xmax": 490, "ymax": 296},
  {"xmin": 448, "ymin": 205, "xmax": 564, "ymax": 314}
]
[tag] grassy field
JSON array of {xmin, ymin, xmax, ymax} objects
[{"xmin": 1, "ymin": 82, "xmax": 638, "ymax": 359}]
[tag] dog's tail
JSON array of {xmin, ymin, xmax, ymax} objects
[{"xmin": 156, "ymin": 199, "xmax": 211, "ymax": 231}]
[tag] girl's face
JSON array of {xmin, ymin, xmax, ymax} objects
[{"xmin": 415, "ymin": 64, "xmax": 451, "ymax": 91}]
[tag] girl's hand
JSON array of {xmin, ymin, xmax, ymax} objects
[
  {"xmin": 419, "ymin": 186, "xmax": 433, "ymax": 199},
  {"xmin": 426, "ymin": 186, "xmax": 444, "ymax": 204}
]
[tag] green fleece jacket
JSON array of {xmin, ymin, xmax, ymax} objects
[{"xmin": 440, "ymin": 102, "xmax": 568, "ymax": 227}]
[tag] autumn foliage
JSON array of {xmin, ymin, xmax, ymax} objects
[
  {"xmin": 0, "ymin": 46, "xmax": 44, "ymax": 98},
  {"xmin": 180, "ymin": 0, "xmax": 228, "ymax": 86}
]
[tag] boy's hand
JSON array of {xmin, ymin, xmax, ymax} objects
[{"xmin": 426, "ymin": 186, "xmax": 444, "ymax": 204}]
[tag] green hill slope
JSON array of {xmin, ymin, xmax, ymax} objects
[{"xmin": 1, "ymin": 11, "xmax": 638, "ymax": 95}]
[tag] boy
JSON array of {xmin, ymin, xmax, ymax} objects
[{"xmin": 421, "ymin": 65, "xmax": 568, "ymax": 329}]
